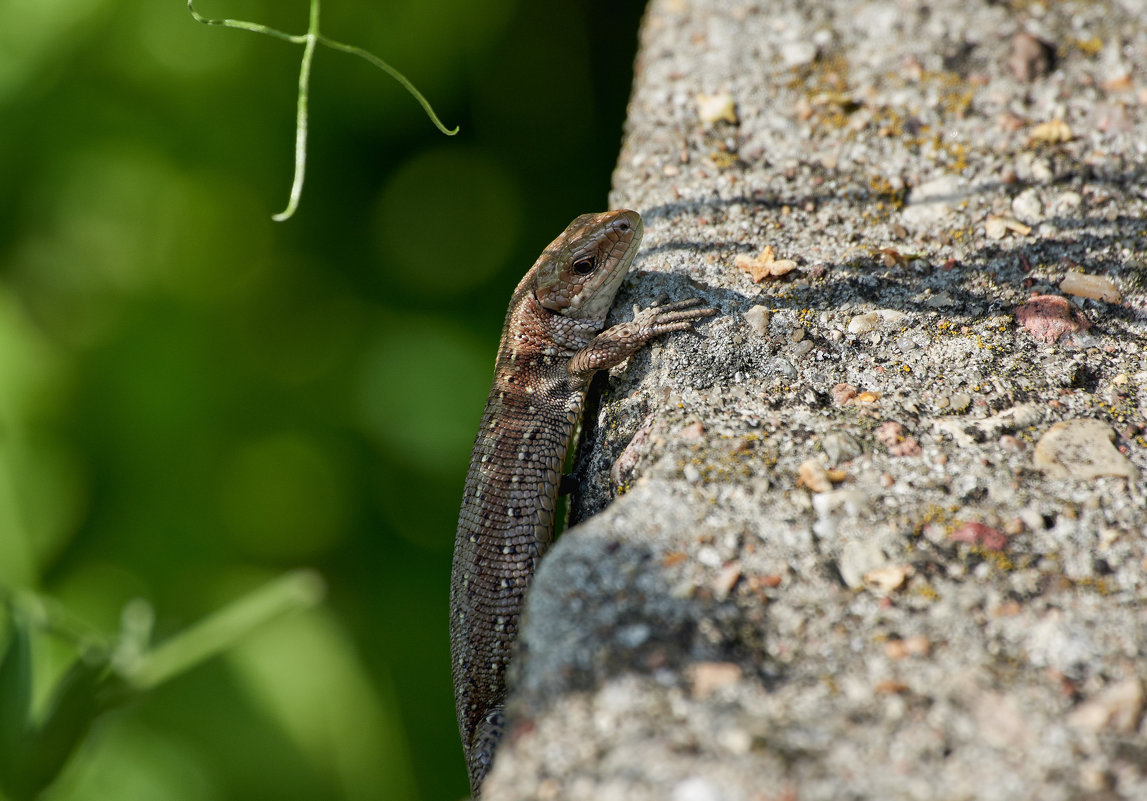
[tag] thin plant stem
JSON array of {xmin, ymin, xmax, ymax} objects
[
  {"xmin": 125, "ymin": 570, "xmax": 325, "ymax": 691},
  {"xmin": 273, "ymin": 0, "xmax": 320, "ymax": 221},
  {"xmin": 188, "ymin": 0, "xmax": 458, "ymax": 220}
]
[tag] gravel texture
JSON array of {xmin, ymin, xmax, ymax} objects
[{"xmin": 482, "ymin": 1, "xmax": 1147, "ymax": 798}]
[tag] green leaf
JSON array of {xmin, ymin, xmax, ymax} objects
[
  {"xmin": 23, "ymin": 649, "xmax": 109, "ymax": 796},
  {"xmin": 0, "ymin": 615, "xmax": 32, "ymax": 798}
]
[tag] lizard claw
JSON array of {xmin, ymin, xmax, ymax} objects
[
  {"xmin": 633, "ymin": 296, "xmax": 716, "ymax": 333},
  {"xmin": 571, "ymin": 296, "xmax": 716, "ymax": 375},
  {"xmin": 634, "ymin": 294, "xmax": 701, "ymax": 316}
]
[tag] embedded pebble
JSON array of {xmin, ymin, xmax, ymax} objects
[
  {"xmin": 900, "ymin": 175, "xmax": 968, "ymax": 229},
  {"xmin": 885, "ymin": 635, "xmax": 931, "ymax": 659},
  {"xmin": 1059, "ymin": 272, "xmax": 1121, "ymax": 304},
  {"xmin": 718, "ymin": 727, "xmax": 752, "ymax": 755},
  {"xmin": 1050, "ymin": 191, "xmax": 1082, "ymax": 216},
  {"xmin": 839, "ymin": 540, "xmax": 887, "ymax": 589},
  {"xmin": 1093, "ymin": 102, "xmax": 1133, "ymax": 134},
  {"xmin": 689, "ymin": 662, "xmax": 743, "ymax": 699},
  {"xmin": 974, "ymin": 693, "xmax": 1033, "ymax": 749},
  {"xmin": 780, "ymin": 40, "xmax": 817, "ymax": 68},
  {"xmin": 950, "ymin": 393, "xmax": 971, "ymax": 412},
  {"xmin": 1011, "ymin": 187, "xmax": 1044, "ymax": 223},
  {"xmin": 773, "ymin": 358, "xmax": 797, "ymax": 379},
  {"xmin": 792, "ymin": 339, "xmax": 814, "ymax": 358},
  {"xmin": 822, "ymin": 431, "xmax": 862, "ymax": 465},
  {"xmin": 696, "ymin": 93, "xmax": 737, "ymax": 124},
  {"xmin": 832, "ymin": 383, "xmax": 858, "ymax": 405},
  {"xmin": 743, "ymin": 305, "xmax": 771, "ymax": 335},
  {"xmin": 696, "ymin": 546, "xmax": 723, "ymax": 568},
  {"xmin": 876, "ymin": 421, "xmax": 921, "ymax": 456},
  {"xmin": 1067, "ymin": 679, "xmax": 1144, "ymax": 734},
  {"xmin": 711, "ymin": 562, "xmax": 742, "ymax": 601},
  {"xmin": 811, "ymin": 488, "xmax": 870, "ymax": 525},
  {"xmin": 984, "ymin": 216, "xmax": 1007, "ymax": 239},
  {"xmin": 616, "ymin": 623, "xmax": 652, "ymax": 648},
  {"xmin": 1028, "ymin": 119, "xmax": 1073, "ymax": 146},
  {"xmin": 680, "ymin": 421, "xmax": 706, "ymax": 440},
  {"xmin": 848, "ymin": 312, "xmax": 880, "ymax": 334},
  {"xmin": 950, "ymin": 522, "xmax": 1008, "ymax": 550},
  {"xmin": 985, "ymin": 214, "xmax": 1031, "ymax": 239},
  {"xmin": 863, "ymin": 564, "xmax": 911, "ymax": 594},
  {"xmin": 1033, "ymin": 419, "xmax": 1137, "ymax": 480},
  {"xmin": 798, "ymin": 459, "xmax": 833, "ymax": 493},
  {"xmin": 1015, "ymin": 295, "xmax": 1091, "ymax": 343},
  {"xmin": 1030, "ymin": 158, "xmax": 1054, "ymax": 183},
  {"xmin": 1008, "ymin": 32, "xmax": 1052, "ymax": 82},
  {"xmin": 674, "ymin": 777, "xmax": 722, "ymax": 801}
]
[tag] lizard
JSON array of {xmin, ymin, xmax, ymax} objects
[{"xmin": 450, "ymin": 209, "xmax": 715, "ymax": 795}]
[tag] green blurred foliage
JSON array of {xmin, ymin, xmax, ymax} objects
[{"xmin": 0, "ymin": 0, "xmax": 645, "ymax": 799}]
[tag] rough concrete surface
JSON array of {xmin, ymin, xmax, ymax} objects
[{"xmin": 483, "ymin": 1, "xmax": 1147, "ymax": 799}]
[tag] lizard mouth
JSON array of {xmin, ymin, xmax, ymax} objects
[{"xmin": 569, "ymin": 210, "xmax": 643, "ymax": 319}]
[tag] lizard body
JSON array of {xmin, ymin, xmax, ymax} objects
[{"xmin": 450, "ymin": 209, "xmax": 713, "ymax": 795}]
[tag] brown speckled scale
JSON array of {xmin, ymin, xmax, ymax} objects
[{"xmin": 450, "ymin": 210, "xmax": 713, "ymax": 795}]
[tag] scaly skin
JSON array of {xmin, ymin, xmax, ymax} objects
[{"xmin": 450, "ymin": 210, "xmax": 713, "ymax": 795}]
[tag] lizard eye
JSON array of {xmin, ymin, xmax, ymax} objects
[{"xmin": 572, "ymin": 257, "xmax": 596, "ymax": 276}]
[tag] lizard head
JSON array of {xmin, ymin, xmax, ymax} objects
[{"xmin": 534, "ymin": 209, "xmax": 643, "ymax": 322}]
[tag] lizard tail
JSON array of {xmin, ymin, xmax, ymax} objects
[{"xmin": 467, "ymin": 706, "xmax": 505, "ymax": 797}]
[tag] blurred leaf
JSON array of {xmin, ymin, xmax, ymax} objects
[
  {"xmin": 358, "ymin": 315, "xmax": 490, "ymax": 473},
  {"xmin": 0, "ymin": 0, "xmax": 105, "ymax": 102},
  {"xmin": 125, "ymin": 571, "xmax": 325, "ymax": 692},
  {"xmin": 374, "ymin": 147, "xmax": 522, "ymax": 297},
  {"xmin": 218, "ymin": 433, "xmax": 349, "ymax": 560},
  {"xmin": 227, "ymin": 606, "xmax": 416, "ymax": 801},
  {"xmin": 0, "ymin": 286, "xmax": 72, "ymax": 587},
  {"xmin": 0, "ymin": 614, "xmax": 32, "ymax": 798},
  {"xmin": 23, "ymin": 650, "xmax": 109, "ymax": 798},
  {"xmin": 44, "ymin": 716, "xmax": 218, "ymax": 801}
]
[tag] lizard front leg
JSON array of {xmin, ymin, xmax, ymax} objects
[{"xmin": 569, "ymin": 297, "xmax": 715, "ymax": 376}]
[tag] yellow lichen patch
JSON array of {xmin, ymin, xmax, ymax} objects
[
  {"xmin": 1073, "ymin": 576, "xmax": 1114, "ymax": 595},
  {"xmin": 1070, "ymin": 36, "xmax": 1103, "ymax": 56},
  {"xmin": 869, "ymin": 175, "xmax": 907, "ymax": 209},
  {"xmin": 913, "ymin": 504, "xmax": 957, "ymax": 538},
  {"xmin": 709, "ymin": 151, "xmax": 739, "ymax": 169},
  {"xmin": 872, "ymin": 106, "xmax": 905, "ymax": 137},
  {"xmin": 913, "ymin": 69, "xmax": 976, "ymax": 119},
  {"xmin": 944, "ymin": 141, "xmax": 970, "ymax": 173},
  {"xmin": 969, "ymin": 545, "xmax": 1016, "ymax": 571}
]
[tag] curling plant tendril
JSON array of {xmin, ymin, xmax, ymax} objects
[{"xmin": 188, "ymin": 0, "xmax": 458, "ymax": 221}]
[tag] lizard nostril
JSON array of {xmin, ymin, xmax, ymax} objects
[{"xmin": 617, "ymin": 221, "xmax": 630, "ymax": 232}]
